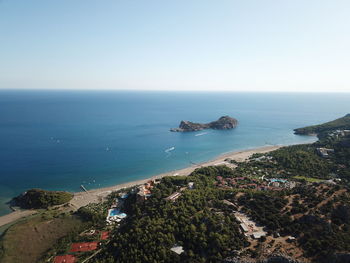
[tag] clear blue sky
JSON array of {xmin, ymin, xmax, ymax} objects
[{"xmin": 1, "ymin": 0, "xmax": 349, "ymax": 92}]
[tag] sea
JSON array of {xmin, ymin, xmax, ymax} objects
[{"xmin": 0, "ymin": 90, "xmax": 349, "ymax": 216}]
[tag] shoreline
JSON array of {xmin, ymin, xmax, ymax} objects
[
  {"xmin": 0, "ymin": 144, "xmax": 281, "ymax": 227},
  {"xmin": 65, "ymin": 145, "xmax": 282, "ymax": 210}
]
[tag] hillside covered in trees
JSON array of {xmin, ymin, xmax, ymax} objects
[
  {"xmin": 12, "ymin": 189, "xmax": 73, "ymax": 209},
  {"xmin": 294, "ymin": 114, "xmax": 350, "ymax": 137}
]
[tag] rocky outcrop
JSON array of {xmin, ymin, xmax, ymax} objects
[{"xmin": 170, "ymin": 116, "xmax": 238, "ymax": 132}]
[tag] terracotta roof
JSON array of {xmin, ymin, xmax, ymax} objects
[
  {"xmin": 70, "ymin": 242, "xmax": 98, "ymax": 252},
  {"xmin": 101, "ymin": 231, "xmax": 109, "ymax": 240},
  {"xmin": 54, "ymin": 255, "xmax": 76, "ymax": 263}
]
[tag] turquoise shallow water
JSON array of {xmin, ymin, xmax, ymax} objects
[{"xmin": 0, "ymin": 91, "xmax": 349, "ymax": 215}]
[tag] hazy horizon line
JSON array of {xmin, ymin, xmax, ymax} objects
[{"xmin": 0, "ymin": 88, "xmax": 349, "ymax": 93}]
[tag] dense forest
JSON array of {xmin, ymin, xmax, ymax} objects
[{"xmin": 94, "ymin": 167, "xmax": 248, "ymax": 263}]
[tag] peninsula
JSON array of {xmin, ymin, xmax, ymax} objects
[
  {"xmin": 170, "ymin": 115, "xmax": 238, "ymax": 132},
  {"xmin": 12, "ymin": 189, "xmax": 73, "ymax": 209},
  {"xmin": 294, "ymin": 113, "xmax": 350, "ymax": 137}
]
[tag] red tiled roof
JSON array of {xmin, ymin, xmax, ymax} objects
[
  {"xmin": 54, "ymin": 255, "xmax": 76, "ymax": 263},
  {"xmin": 70, "ymin": 242, "xmax": 98, "ymax": 252},
  {"xmin": 101, "ymin": 231, "xmax": 109, "ymax": 240}
]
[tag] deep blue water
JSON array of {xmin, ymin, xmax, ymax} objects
[{"xmin": 0, "ymin": 91, "xmax": 349, "ymax": 215}]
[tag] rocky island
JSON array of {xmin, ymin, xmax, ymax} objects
[{"xmin": 170, "ymin": 115, "xmax": 238, "ymax": 132}]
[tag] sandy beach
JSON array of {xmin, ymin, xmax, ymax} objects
[
  {"xmin": 68, "ymin": 145, "xmax": 281, "ymax": 209},
  {"xmin": 0, "ymin": 210, "xmax": 37, "ymax": 228},
  {"xmin": 0, "ymin": 145, "xmax": 280, "ymax": 227}
]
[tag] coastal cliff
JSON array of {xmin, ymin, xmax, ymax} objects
[{"xmin": 170, "ymin": 116, "xmax": 238, "ymax": 132}]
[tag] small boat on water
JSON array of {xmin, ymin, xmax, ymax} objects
[{"xmin": 195, "ymin": 132, "xmax": 208, "ymax": 137}]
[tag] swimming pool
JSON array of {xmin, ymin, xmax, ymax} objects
[
  {"xmin": 270, "ymin": 179, "xmax": 287, "ymax": 183},
  {"xmin": 108, "ymin": 209, "xmax": 120, "ymax": 217}
]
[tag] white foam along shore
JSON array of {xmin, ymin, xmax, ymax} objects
[{"xmin": 0, "ymin": 145, "xmax": 281, "ymax": 228}]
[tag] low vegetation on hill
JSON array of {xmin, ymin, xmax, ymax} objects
[
  {"xmin": 13, "ymin": 189, "xmax": 73, "ymax": 209},
  {"xmin": 238, "ymin": 186, "xmax": 350, "ymax": 259},
  {"xmin": 0, "ymin": 211, "xmax": 85, "ymax": 263}
]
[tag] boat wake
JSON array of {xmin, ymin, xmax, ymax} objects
[
  {"xmin": 195, "ymin": 132, "xmax": 208, "ymax": 137},
  {"xmin": 165, "ymin": 146, "xmax": 175, "ymax": 153}
]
